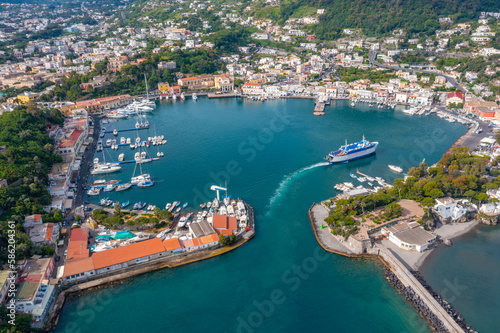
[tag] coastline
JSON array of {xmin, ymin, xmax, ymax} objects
[
  {"xmin": 308, "ymin": 203, "xmax": 476, "ymax": 332},
  {"xmin": 415, "ymin": 220, "xmax": 479, "ymax": 270},
  {"xmin": 46, "ymin": 199, "xmax": 256, "ymax": 331},
  {"xmin": 46, "ymin": 235, "xmax": 252, "ymax": 331}
]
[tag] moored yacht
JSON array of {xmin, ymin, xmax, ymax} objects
[
  {"xmin": 388, "ymin": 165, "xmax": 403, "ymax": 173},
  {"xmin": 115, "ymin": 183, "xmax": 132, "ymax": 191},
  {"xmin": 91, "ymin": 163, "xmax": 122, "ymax": 175}
]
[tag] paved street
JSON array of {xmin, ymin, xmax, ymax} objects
[
  {"xmin": 74, "ymin": 117, "xmax": 100, "ymax": 207},
  {"xmin": 368, "ymin": 51, "xmax": 466, "ymax": 93}
]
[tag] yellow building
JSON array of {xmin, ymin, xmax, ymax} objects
[
  {"xmin": 214, "ymin": 74, "xmax": 234, "ymax": 92},
  {"xmin": 158, "ymin": 82, "xmax": 171, "ymax": 93},
  {"xmin": 7, "ymin": 94, "xmax": 33, "ymax": 104}
]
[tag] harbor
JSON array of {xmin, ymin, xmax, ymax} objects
[{"xmin": 56, "ymin": 97, "xmax": 468, "ymax": 333}]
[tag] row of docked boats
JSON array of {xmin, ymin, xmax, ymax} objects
[
  {"xmin": 95, "ymin": 198, "xmax": 159, "ymax": 211},
  {"xmin": 161, "ymin": 92, "xmax": 194, "ymax": 101},
  {"xmin": 164, "ymin": 201, "xmax": 188, "ymax": 214},
  {"xmin": 107, "ymin": 100, "xmax": 156, "ymax": 119}
]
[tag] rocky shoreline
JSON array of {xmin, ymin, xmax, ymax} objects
[{"xmin": 384, "ymin": 268, "xmax": 477, "ymax": 333}]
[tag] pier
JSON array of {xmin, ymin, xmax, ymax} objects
[
  {"xmin": 356, "ymin": 170, "xmax": 392, "ymax": 187},
  {"xmin": 313, "ymin": 102, "xmax": 326, "ymax": 116},
  {"xmin": 104, "ymin": 126, "xmax": 149, "ymax": 134},
  {"xmin": 207, "ymin": 92, "xmax": 240, "ymax": 99}
]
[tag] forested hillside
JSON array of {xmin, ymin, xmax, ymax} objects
[{"xmin": 271, "ymin": 0, "xmax": 500, "ymax": 38}]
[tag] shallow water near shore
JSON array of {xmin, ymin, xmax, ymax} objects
[
  {"xmin": 420, "ymin": 224, "xmax": 500, "ymax": 332},
  {"xmin": 56, "ymin": 98, "xmax": 467, "ymax": 333}
]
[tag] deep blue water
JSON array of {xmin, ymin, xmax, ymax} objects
[{"xmin": 56, "ymin": 98, "xmax": 468, "ymax": 333}]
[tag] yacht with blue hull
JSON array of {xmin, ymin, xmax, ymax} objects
[{"xmin": 325, "ymin": 136, "xmax": 378, "ymax": 163}]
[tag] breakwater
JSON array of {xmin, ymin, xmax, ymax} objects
[
  {"xmin": 412, "ymin": 271, "xmax": 476, "ymax": 333},
  {"xmin": 384, "ymin": 269, "xmax": 448, "ymax": 332}
]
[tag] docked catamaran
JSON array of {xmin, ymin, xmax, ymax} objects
[{"xmin": 325, "ymin": 136, "xmax": 378, "ymax": 163}]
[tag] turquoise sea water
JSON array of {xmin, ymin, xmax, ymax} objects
[
  {"xmin": 420, "ymin": 224, "xmax": 500, "ymax": 332},
  {"xmin": 56, "ymin": 98, "xmax": 467, "ymax": 333}
]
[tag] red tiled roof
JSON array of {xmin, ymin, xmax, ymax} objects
[
  {"xmin": 447, "ymin": 92, "xmax": 464, "ymax": 99},
  {"xmin": 162, "ymin": 237, "xmax": 183, "ymax": 251},
  {"xmin": 92, "ymin": 238, "xmax": 165, "ymax": 269},
  {"xmin": 228, "ymin": 216, "xmax": 238, "ymax": 231},
  {"xmin": 58, "ymin": 129, "xmax": 83, "ymax": 148},
  {"xmin": 70, "ymin": 228, "xmax": 89, "ymax": 242},
  {"xmin": 67, "ymin": 240, "xmax": 89, "ymax": 260},
  {"xmin": 212, "ymin": 214, "xmax": 227, "ymax": 229},
  {"xmin": 64, "ymin": 257, "xmax": 95, "ymax": 277},
  {"xmin": 44, "ymin": 223, "xmax": 53, "ymax": 242},
  {"xmin": 221, "ymin": 229, "xmax": 233, "ymax": 236},
  {"xmin": 199, "ymin": 234, "xmax": 219, "ymax": 245}
]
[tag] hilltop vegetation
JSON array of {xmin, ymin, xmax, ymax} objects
[
  {"xmin": 324, "ymin": 147, "xmax": 496, "ymax": 237},
  {"xmin": 260, "ymin": 0, "xmax": 500, "ymax": 38},
  {"xmin": 0, "ymin": 104, "xmax": 64, "ymax": 263}
]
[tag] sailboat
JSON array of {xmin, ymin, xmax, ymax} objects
[
  {"xmin": 141, "ymin": 74, "xmax": 156, "ymax": 108},
  {"xmin": 91, "ymin": 149, "xmax": 121, "ymax": 175},
  {"xmin": 130, "ymin": 152, "xmax": 152, "ymax": 185}
]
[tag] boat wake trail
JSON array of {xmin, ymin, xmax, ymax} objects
[{"xmin": 267, "ymin": 161, "xmax": 329, "ymax": 210}]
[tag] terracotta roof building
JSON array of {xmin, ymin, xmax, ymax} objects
[{"xmin": 92, "ymin": 238, "xmax": 167, "ymax": 274}]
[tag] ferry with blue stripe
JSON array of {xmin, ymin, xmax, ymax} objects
[{"xmin": 325, "ymin": 136, "xmax": 378, "ymax": 163}]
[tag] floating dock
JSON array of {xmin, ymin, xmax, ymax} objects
[{"xmin": 104, "ymin": 127, "xmax": 149, "ymax": 134}]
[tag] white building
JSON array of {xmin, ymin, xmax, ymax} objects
[
  {"xmin": 433, "ymin": 197, "xmax": 467, "ymax": 220},
  {"xmin": 382, "ymin": 221, "xmax": 437, "ymax": 252},
  {"xmin": 479, "ymin": 203, "xmax": 500, "ymax": 215}
]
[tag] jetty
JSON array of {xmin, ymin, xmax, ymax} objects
[
  {"xmin": 313, "ymin": 102, "xmax": 326, "ymax": 116},
  {"xmin": 104, "ymin": 126, "xmax": 149, "ymax": 134},
  {"xmin": 207, "ymin": 92, "xmax": 240, "ymax": 99},
  {"xmin": 168, "ymin": 201, "xmax": 179, "ymax": 212},
  {"xmin": 356, "ymin": 170, "xmax": 392, "ymax": 187}
]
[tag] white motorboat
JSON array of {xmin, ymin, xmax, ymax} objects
[
  {"xmin": 388, "ymin": 165, "xmax": 403, "ymax": 173},
  {"xmin": 115, "ymin": 183, "xmax": 132, "ymax": 191},
  {"xmin": 137, "ymin": 179, "xmax": 154, "ymax": 187},
  {"xmin": 91, "ymin": 163, "xmax": 122, "ymax": 175},
  {"xmin": 87, "ymin": 188, "xmax": 101, "ymax": 196}
]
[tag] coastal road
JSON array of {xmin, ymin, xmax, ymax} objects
[
  {"xmin": 74, "ymin": 117, "xmax": 100, "ymax": 208},
  {"xmin": 435, "ymin": 105, "xmax": 493, "ymax": 150},
  {"xmin": 368, "ymin": 51, "xmax": 467, "ymax": 93}
]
